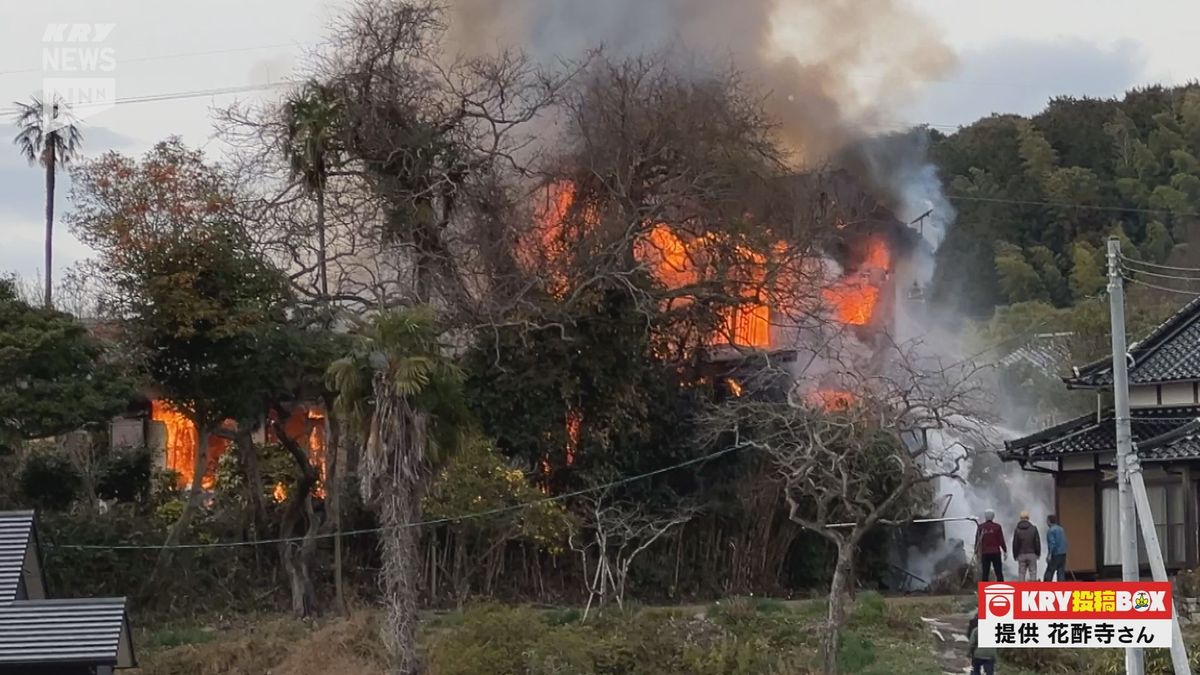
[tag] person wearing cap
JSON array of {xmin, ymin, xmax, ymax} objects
[
  {"xmin": 975, "ymin": 509, "xmax": 1006, "ymax": 581},
  {"xmin": 1012, "ymin": 510, "xmax": 1041, "ymax": 581},
  {"xmin": 1044, "ymin": 514, "xmax": 1068, "ymax": 582}
]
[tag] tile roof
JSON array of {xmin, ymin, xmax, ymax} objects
[
  {"xmin": 0, "ymin": 598, "xmax": 134, "ymax": 668},
  {"xmin": 998, "ymin": 332, "xmax": 1073, "ymax": 377},
  {"xmin": 1002, "ymin": 405, "xmax": 1200, "ymax": 461},
  {"xmin": 0, "ymin": 511, "xmax": 38, "ymax": 602},
  {"xmin": 1065, "ymin": 296, "xmax": 1200, "ymax": 388}
]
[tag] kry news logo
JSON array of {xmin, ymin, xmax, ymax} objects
[
  {"xmin": 978, "ymin": 582, "xmax": 1173, "ymax": 649},
  {"xmin": 41, "ymin": 23, "xmax": 117, "ymax": 129}
]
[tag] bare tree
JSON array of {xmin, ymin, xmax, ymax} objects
[
  {"xmin": 703, "ymin": 333, "xmax": 991, "ymax": 674},
  {"xmin": 569, "ymin": 487, "xmax": 695, "ymax": 619}
]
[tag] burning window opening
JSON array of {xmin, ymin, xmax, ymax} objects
[
  {"xmin": 822, "ymin": 236, "xmax": 891, "ymax": 327},
  {"xmin": 150, "ymin": 400, "xmax": 229, "ymax": 489}
]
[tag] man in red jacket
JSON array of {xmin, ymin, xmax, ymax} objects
[{"xmin": 975, "ymin": 509, "xmax": 1007, "ymax": 581}]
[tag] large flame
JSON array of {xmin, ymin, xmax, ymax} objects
[
  {"xmin": 822, "ymin": 237, "xmax": 890, "ymax": 326},
  {"xmin": 150, "ymin": 400, "xmax": 228, "ymax": 489},
  {"xmin": 526, "ymin": 183, "xmax": 774, "ymax": 348}
]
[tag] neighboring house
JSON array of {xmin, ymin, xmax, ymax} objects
[
  {"xmin": 1001, "ymin": 297, "xmax": 1200, "ymax": 578},
  {"xmin": 0, "ymin": 511, "xmax": 135, "ymax": 674},
  {"xmin": 997, "ymin": 332, "xmax": 1073, "ymax": 378}
]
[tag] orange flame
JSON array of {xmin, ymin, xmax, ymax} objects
[
  {"xmin": 266, "ymin": 405, "xmax": 329, "ymax": 500},
  {"xmin": 524, "ymin": 182, "xmax": 775, "ymax": 348},
  {"xmin": 565, "ymin": 409, "xmax": 581, "ymax": 466},
  {"xmin": 150, "ymin": 400, "xmax": 228, "ymax": 489},
  {"xmin": 808, "ymin": 390, "xmax": 856, "ymax": 411},
  {"xmin": 822, "ymin": 237, "xmax": 890, "ymax": 326},
  {"xmin": 728, "ymin": 379, "xmax": 744, "ymax": 397},
  {"xmin": 272, "ymin": 482, "xmax": 288, "ymax": 503}
]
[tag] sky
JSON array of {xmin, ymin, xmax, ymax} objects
[{"xmin": 0, "ymin": 0, "xmax": 1197, "ymax": 287}]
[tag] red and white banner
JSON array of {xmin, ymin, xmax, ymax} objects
[{"xmin": 978, "ymin": 582, "xmax": 1173, "ymax": 648}]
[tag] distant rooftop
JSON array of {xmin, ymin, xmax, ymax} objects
[{"xmin": 1065, "ymin": 296, "xmax": 1200, "ymax": 388}]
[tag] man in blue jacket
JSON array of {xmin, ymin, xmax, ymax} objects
[{"xmin": 1043, "ymin": 514, "xmax": 1068, "ymax": 581}]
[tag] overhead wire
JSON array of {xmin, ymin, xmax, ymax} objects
[
  {"xmin": 1119, "ymin": 266, "xmax": 1200, "ymax": 284},
  {"xmin": 1122, "ymin": 274, "xmax": 1200, "ymax": 297},
  {"xmin": 1119, "ymin": 256, "xmax": 1200, "ymax": 276},
  {"xmin": 945, "ymin": 194, "xmax": 1200, "ymax": 219}
]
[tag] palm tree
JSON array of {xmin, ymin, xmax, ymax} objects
[
  {"xmin": 13, "ymin": 97, "xmax": 82, "ymax": 308},
  {"xmin": 326, "ymin": 308, "xmax": 468, "ymax": 675},
  {"xmin": 283, "ymin": 81, "xmax": 343, "ymax": 299}
]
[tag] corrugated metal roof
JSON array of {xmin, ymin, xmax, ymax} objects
[
  {"xmin": 0, "ymin": 598, "xmax": 134, "ymax": 668},
  {"xmin": 0, "ymin": 511, "xmax": 35, "ymax": 602}
]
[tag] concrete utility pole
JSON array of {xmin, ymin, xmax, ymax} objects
[
  {"xmin": 1128, "ymin": 452, "xmax": 1192, "ymax": 673},
  {"xmin": 1107, "ymin": 237, "xmax": 1144, "ymax": 675}
]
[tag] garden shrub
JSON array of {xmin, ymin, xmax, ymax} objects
[
  {"xmin": 97, "ymin": 446, "xmax": 153, "ymax": 502},
  {"xmin": 19, "ymin": 450, "xmax": 83, "ymax": 510},
  {"xmin": 849, "ymin": 590, "xmax": 887, "ymax": 626},
  {"xmin": 837, "ymin": 630, "xmax": 877, "ymax": 671}
]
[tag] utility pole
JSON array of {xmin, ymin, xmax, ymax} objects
[
  {"xmin": 1107, "ymin": 237, "xmax": 1144, "ymax": 675},
  {"xmin": 1128, "ymin": 452, "xmax": 1192, "ymax": 673}
]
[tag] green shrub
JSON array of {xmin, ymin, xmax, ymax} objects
[
  {"xmin": 837, "ymin": 630, "xmax": 877, "ymax": 672},
  {"xmin": 97, "ymin": 446, "xmax": 152, "ymax": 502},
  {"xmin": 19, "ymin": 450, "xmax": 83, "ymax": 510},
  {"xmin": 850, "ymin": 591, "xmax": 887, "ymax": 626}
]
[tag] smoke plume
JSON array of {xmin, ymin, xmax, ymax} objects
[{"xmin": 447, "ymin": 0, "xmax": 955, "ymax": 161}]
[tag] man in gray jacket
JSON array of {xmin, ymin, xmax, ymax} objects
[{"xmin": 1012, "ymin": 510, "xmax": 1041, "ymax": 581}]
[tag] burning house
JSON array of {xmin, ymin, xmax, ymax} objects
[{"xmin": 702, "ymin": 168, "xmax": 931, "ymax": 402}]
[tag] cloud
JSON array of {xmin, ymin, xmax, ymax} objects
[{"xmin": 901, "ymin": 38, "xmax": 1147, "ymax": 128}]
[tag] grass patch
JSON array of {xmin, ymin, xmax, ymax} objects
[{"xmin": 143, "ymin": 625, "xmax": 219, "ymax": 649}]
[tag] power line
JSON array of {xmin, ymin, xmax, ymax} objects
[
  {"xmin": 2, "ymin": 82, "xmax": 296, "ymax": 117},
  {"xmin": 946, "ymin": 194, "xmax": 1200, "ymax": 219},
  {"xmin": 45, "ymin": 443, "xmax": 743, "ymax": 552},
  {"xmin": 1120, "ymin": 256, "xmax": 1200, "ymax": 276},
  {"xmin": 1120, "ymin": 266, "xmax": 1200, "ymax": 284},
  {"xmin": 0, "ymin": 41, "xmax": 315, "ymax": 79},
  {"xmin": 1122, "ymin": 274, "xmax": 1200, "ymax": 297}
]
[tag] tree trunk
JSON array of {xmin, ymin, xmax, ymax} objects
[
  {"xmin": 43, "ymin": 147, "xmax": 56, "ymax": 309},
  {"xmin": 235, "ymin": 426, "xmax": 268, "ymax": 537},
  {"xmin": 272, "ymin": 407, "xmax": 320, "ymax": 618},
  {"xmin": 379, "ymin": 479, "xmax": 422, "ymax": 675},
  {"xmin": 150, "ymin": 423, "xmax": 211, "ymax": 586},
  {"xmin": 325, "ymin": 407, "xmax": 347, "ymax": 614},
  {"xmin": 823, "ymin": 541, "xmax": 855, "ymax": 675},
  {"xmin": 317, "ymin": 186, "xmax": 328, "ymax": 298}
]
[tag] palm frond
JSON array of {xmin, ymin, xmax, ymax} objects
[{"xmin": 11, "ymin": 96, "xmax": 83, "ymax": 167}]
